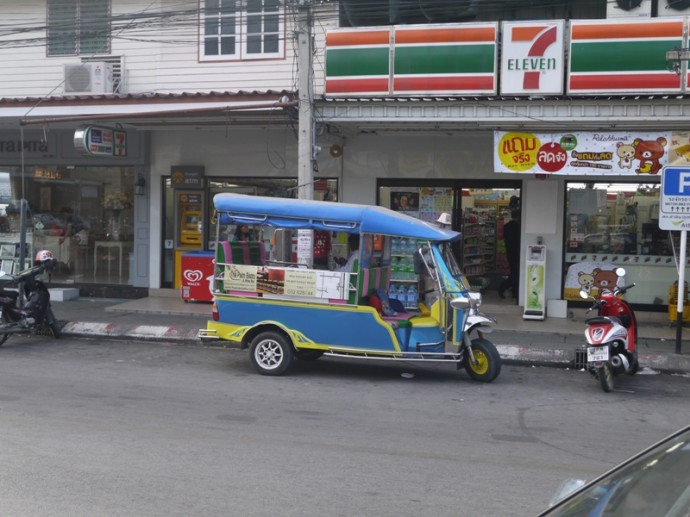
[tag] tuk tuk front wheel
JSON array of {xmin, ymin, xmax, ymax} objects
[
  {"xmin": 463, "ymin": 338, "xmax": 501, "ymax": 383},
  {"xmin": 249, "ymin": 331, "xmax": 294, "ymax": 376}
]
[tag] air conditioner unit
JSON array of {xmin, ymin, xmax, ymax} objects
[
  {"xmin": 64, "ymin": 62, "xmax": 114, "ymax": 94},
  {"xmin": 607, "ymin": 0, "xmax": 652, "ymax": 18},
  {"xmin": 659, "ymin": 0, "xmax": 690, "ymax": 16}
]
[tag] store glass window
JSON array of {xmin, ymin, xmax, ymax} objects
[
  {"xmin": 378, "ymin": 185, "xmax": 521, "ymax": 298},
  {"xmin": 0, "ymin": 166, "xmax": 135, "ymax": 285},
  {"xmin": 564, "ymin": 182, "xmax": 674, "ymax": 306}
]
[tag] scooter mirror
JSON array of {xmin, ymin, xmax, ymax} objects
[
  {"xmin": 579, "ymin": 289, "xmax": 590, "ymax": 299},
  {"xmin": 615, "ymin": 267, "xmax": 626, "ymax": 277}
]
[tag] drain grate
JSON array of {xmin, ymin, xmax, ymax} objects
[{"xmin": 574, "ymin": 349, "xmax": 587, "ymax": 370}]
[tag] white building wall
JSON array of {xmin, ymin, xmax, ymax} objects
[{"xmin": 0, "ymin": 0, "xmax": 338, "ymax": 98}]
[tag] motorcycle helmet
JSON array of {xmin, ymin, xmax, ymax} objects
[{"xmin": 34, "ymin": 249, "xmax": 56, "ymax": 269}]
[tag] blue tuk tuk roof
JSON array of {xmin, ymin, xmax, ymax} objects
[{"xmin": 214, "ymin": 193, "xmax": 461, "ymax": 242}]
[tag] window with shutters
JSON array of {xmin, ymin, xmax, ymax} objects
[
  {"xmin": 47, "ymin": 0, "xmax": 110, "ymax": 56},
  {"xmin": 200, "ymin": 0, "xmax": 284, "ymax": 61}
]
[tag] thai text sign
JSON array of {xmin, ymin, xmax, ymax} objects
[
  {"xmin": 501, "ymin": 21, "xmax": 564, "ymax": 96},
  {"xmin": 494, "ymin": 131, "xmax": 672, "ymax": 175}
]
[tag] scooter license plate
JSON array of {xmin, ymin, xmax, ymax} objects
[{"xmin": 587, "ymin": 346, "xmax": 609, "ymax": 363}]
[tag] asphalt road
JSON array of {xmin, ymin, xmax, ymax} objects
[{"xmin": 0, "ymin": 336, "xmax": 688, "ymax": 517}]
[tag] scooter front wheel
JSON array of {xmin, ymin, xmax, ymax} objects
[
  {"xmin": 45, "ymin": 307, "xmax": 61, "ymax": 338},
  {"xmin": 597, "ymin": 364, "xmax": 614, "ymax": 392},
  {"xmin": 0, "ymin": 311, "xmax": 10, "ymax": 346}
]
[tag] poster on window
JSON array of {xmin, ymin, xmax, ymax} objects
[
  {"xmin": 390, "ymin": 189, "xmax": 420, "ymax": 217},
  {"xmin": 419, "ymin": 187, "xmax": 453, "ymax": 223},
  {"xmin": 494, "ymin": 131, "xmax": 673, "ymax": 176}
]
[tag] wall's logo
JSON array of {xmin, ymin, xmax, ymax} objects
[
  {"xmin": 501, "ymin": 21, "xmax": 564, "ymax": 96},
  {"xmin": 184, "ymin": 270, "xmax": 203, "ymax": 283}
]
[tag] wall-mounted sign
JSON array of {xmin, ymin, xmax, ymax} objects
[
  {"xmin": 501, "ymin": 21, "xmax": 564, "ymax": 96},
  {"xmin": 494, "ymin": 130, "xmax": 673, "ymax": 176},
  {"xmin": 660, "ymin": 166, "xmax": 690, "ymax": 230},
  {"xmin": 325, "ymin": 23, "xmax": 498, "ymax": 96},
  {"xmin": 171, "ymin": 166, "xmax": 205, "ymax": 189},
  {"xmin": 74, "ymin": 125, "xmax": 127, "ymax": 157},
  {"xmin": 568, "ymin": 19, "xmax": 684, "ymax": 95}
]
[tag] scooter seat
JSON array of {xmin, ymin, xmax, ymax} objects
[{"xmin": 585, "ymin": 316, "xmax": 622, "ymax": 326}]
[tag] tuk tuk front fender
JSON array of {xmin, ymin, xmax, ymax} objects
[{"xmin": 465, "ymin": 313, "xmax": 497, "ymax": 335}]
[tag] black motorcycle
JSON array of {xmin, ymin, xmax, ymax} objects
[{"xmin": 0, "ymin": 251, "xmax": 61, "ymax": 345}]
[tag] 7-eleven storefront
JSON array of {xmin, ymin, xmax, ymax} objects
[{"xmin": 317, "ymin": 17, "xmax": 690, "ymax": 314}]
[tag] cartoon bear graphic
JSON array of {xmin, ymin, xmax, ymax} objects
[
  {"xmin": 592, "ymin": 268, "xmax": 619, "ymax": 295},
  {"xmin": 577, "ymin": 271, "xmax": 595, "ymax": 295},
  {"xmin": 616, "ymin": 142, "xmax": 635, "ymax": 169},
  {"xmin": 633, "ymin": 137, "xmax": 667, "ymax": 175}
]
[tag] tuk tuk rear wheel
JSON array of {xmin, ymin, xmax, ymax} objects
[
  {"xmin": 464, "ymin": 338, "xmax": 501, "ymax": 383},
  {"xmin": 249, "ymin": 331, "xmax": 294, "ymax": 376}
]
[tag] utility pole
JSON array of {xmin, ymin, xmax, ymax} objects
[{"xmin": 296, "ymin": 0, "xmax": 315, "ymax": 266}]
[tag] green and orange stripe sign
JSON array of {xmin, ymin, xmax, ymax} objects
[
  {"xmin": 325, "ymin": 29, "xmax": 391, "ymax": 95},
  {"xmin": 392, "ymin": 24, "xmax": 497, "ymax": 94},
  {"xmin": 568, "ymin": 19, "xmax": 684, "ymax": 94},
  {"xmin": 325, "ymin": 24, "xmax": 498, "ymax": 96}
]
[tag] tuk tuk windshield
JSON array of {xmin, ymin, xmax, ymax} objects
[{"xmin": 439, "ymin": 242, "xmax": 472, "ymax": 290}]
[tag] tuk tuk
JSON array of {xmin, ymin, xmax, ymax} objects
[{"xmin": 199, "ymin": 193, "xmax": 501, "ymax": 382}]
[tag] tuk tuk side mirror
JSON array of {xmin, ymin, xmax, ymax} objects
[{"xmin": 579, "ymin": 289, "xmax": 590, "ymax": 299}]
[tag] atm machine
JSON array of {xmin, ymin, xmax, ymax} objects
[{"xmin": 174, "ymin": 191, "xmax": 204, "ymax": 289}]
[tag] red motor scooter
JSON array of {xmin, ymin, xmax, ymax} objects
[{"xmin": 580, "ymin": 268, "xmax": 639, "ymax": 392}]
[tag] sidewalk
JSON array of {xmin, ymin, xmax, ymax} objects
[{"xmin": 52, "ymin": 290, "xmax": 690, "ymax": 375}]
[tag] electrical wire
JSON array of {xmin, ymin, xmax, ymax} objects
[{"xmin": 0, "ymin": 1, "xmax": 642, "ymax": 52}]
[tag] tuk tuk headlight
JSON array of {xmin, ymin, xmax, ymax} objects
[{"xmin": 468, "ymin": 291, "xmax": 482, "ymax": 309}]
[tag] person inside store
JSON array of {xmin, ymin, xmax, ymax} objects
[
  {"xmin": 498, "ymin": 209, "xmax": 521, "ymax": 302},
  {"xmin": 334, "ymin": 234, "xmax": 360, "ymax": 273},
  {"xmin": 233, "ymin": 224, "xmax": 252, "ymax": 242},
  {"xmin": 58, "ymin": 207, "xmax": 89, "ymax": 278},
  {"xmin": 313, "ymin": 230, "xmax": 331, "ymax": 269}
]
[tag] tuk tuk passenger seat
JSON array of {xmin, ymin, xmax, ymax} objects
[{"xmin": 218, "ymin": 240, "xmax": 267, "ymax": 266}]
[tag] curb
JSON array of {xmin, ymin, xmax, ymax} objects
[
  {"xmin": 61, "ymin": 321, "xmax": 201, "ymax": 343},
  {"xmin": 59, "ymin": 322, "xmax": 690, "ymax": 375}
]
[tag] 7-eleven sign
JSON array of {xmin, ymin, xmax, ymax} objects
[{"xmin": 501, "ymin": 21, "xmax": 565, "ymax": 96}]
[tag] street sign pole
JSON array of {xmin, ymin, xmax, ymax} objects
[
  {"xmin": 677, "ymin": 230, "xmax": 686, "ymax": 354},
  {"xmin": 660, "ymin": 166, "xmax": 690, "ymax": 354}
]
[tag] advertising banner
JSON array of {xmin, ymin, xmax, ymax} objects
[
  {"xmin": 494, "ymin": 131, "xmax": 673, "ymax": 176},
  {"xmin": 224, "ymin": 264, "xmax": 348, "ymax": 300}
]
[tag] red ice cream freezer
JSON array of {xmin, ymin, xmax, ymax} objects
[{"xmin": 180, "ymin": 251, "xmax": 215, "ymax": 302}]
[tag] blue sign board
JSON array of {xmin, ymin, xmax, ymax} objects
[{"xmin": 660, "ymin": 166, "xmax": 690, "ymax": 230}]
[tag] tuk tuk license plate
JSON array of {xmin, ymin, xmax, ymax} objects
[{"xmin": 587, "ymin": 346, "xmax": 609, "ymax": 362}]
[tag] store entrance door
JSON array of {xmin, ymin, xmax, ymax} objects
[
  {"xmin": 377, "ymin": 180, "xmax": 521, "ymax": 303},
  {"xmin": 459, "ymin": 187, "xmax": 521, "ymax": 301}
]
